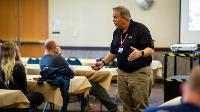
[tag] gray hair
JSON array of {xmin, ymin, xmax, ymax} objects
[{"xmin": 113, "ymin": 6, "xmax": 131, "ymax": 20}]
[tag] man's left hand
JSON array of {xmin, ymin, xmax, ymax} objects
[{"xmin": 127, "ymin": 46, "xmax": 142, "ymax": 61}]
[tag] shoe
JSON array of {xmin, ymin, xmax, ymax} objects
[
  {"xmin": 116, "ymin": 108, "xmax": 123, "ymax": 112},
  {"xmin": 85, "ymin": 103, "xmax": 95, "ymax": 111}
]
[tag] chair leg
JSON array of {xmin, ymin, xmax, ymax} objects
[
  {"xmin": 29, "ymin": 109, "xmax": 32, "ymax": 112},
  {"xmin": 100, "ymin": 103, "xmax": 103, "ymax": 112},
  {"xmin": 50, "ymin": 103, "xmax": 54, "ymax": 112},
  {"xmin": 30, "ymin": 106, "xmax": 37, "ymax": 112},
  {"xmin": 33, "ymin": 107, "xmax": 36, "ymax": 112},
  {"xmin": 42, "ymin": 102, "xmax": 48, "ymax": 112},
  {"xmin": 115, "ymin": 89, "xmax": 118, "ymax": 101},
  {"xmin": 33, "ymin": 107, "xmax": 38, "ymax": 112},
  {"xmin": 78, "ymin": 94, "xmax": 88, "ymax": 112}
]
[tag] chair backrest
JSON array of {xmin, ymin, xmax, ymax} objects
[
  {"xmin": 0, "ymin": 80, "xmax": 8, "ymax": 89},
  {"xmin": 67, "ymin": 57, "xmax": 82, "ymax": 65},
  {"xmin": 27, "ymin": 57, "xmax": 40, "ymax": 64}
]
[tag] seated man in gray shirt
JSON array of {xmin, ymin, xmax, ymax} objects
[{"xmin": 40, "ymin": 39, "xmax": 118, "ymax": 112}]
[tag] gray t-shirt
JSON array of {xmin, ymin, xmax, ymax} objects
[{"xmin": 39, "ymin": 55, "xmax": 69, "ymax": 70}]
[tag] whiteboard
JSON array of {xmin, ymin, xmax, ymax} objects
[{"xmin": 49, "ymin": 0, "xmax": 115, "ymax": 47}]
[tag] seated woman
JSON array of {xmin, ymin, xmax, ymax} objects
[{"xmin": 0, "ymin": 41, "xmax": 44, "ymax": 111}]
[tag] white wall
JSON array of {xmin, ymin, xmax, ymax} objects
[
  {"xmin": 180, "ymin": 0, "xmax": 200, "ymax": 44},
  {"xmin": 49, "ymin": 0, "xmax": 180, "ymax": 48}
]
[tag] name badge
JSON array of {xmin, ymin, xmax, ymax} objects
[{"xmin": 118, "ymin": 47, "xmax": 123, "ymax": 53}]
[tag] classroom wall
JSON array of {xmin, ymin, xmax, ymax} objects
[
  {"xmin": 49, "ymin": 0, "xmax": 185, "ymax": 75},
  {"xmin": 49, "ymin": 0, "xmax": 180, "ymax": 48}
]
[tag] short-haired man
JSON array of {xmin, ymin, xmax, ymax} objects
[
  {"xmin": 40, "ymin": 39, "xmax": 72, "ymax": 112},
  {"xmin": 145, "ymin": 66, "xmax": 200, "ymax": 112},
  {"xmin": 92, "ymin": 6, "xmax": 154, "ymax": 112},
  {"xmin": 40, "ymin": 39, "xmax": 118, "ymax": 112},
  {"xmin": 40, "ymin": 39, "xmax": 68, "ymax": 69}
]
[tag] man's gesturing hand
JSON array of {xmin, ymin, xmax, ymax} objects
[{"xmin": 127, "ymin": 46, "xmax": 143, "ymax": 61}]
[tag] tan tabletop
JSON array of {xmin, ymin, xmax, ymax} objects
[
  {"xmin": 24, "ymin": 60, "xmax": 162, "ymax": 77},
  {"xmin": 72, "ymin": 65, "xmax": 118, "ymax": 76},
  {"xmin": 64, "ymin": 58, "xmax": 96, "ymax": 66},
  {"xmin": 78, "ymin": 59, "xmax": 96, "ymax": 66},
  {"xmin": 73, "ymin": 59, "xmax": 163, "ymax": 76},
  {"xmin": 72, "ymin": 59, "xmax": 162, "ymax": 77},
  {"xmin": 27, "ymin": 75, "xmax": 91, "ymax": 107},
  {"xmin": 151, "ymin": 60, "xmax": 163, "ymax": 78},
  {"xmin": 22, "ymin": 58, "xmax": 96, "ymax": 66},
  {"xmin": 21, "ymin": 57, "xmax": 41, "ymax": 65},
  {"xmin": 21, "ymin": 57, "xmax": 29, "ymax": 65},
  {"xmin": 25, "ymin": 60, "xmax": 162, "ymax": 89},
  {"xmin": 0, "ymin": 89, "xmax": 30, "ymax": 108},
  {"xmin": 25, "ymin": 64, "xmax": 40, "ymax": 75},
  {"xmin": 25, "ymin": 64, "xmax": 113, "ymax": 90}
]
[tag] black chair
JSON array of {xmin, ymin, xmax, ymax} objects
[
  {"xmin": 27, "ymin": 92, "xmax": 44, "ymax": 112},
  {"xmin": 27, "ymin": 57, "xmax": 40, "ymax": 64},
  {"xmin": 42, "ymin": 94, "xmax": 88, "ymax": 112},
  {"xmin": 0, "ymin": 80, "xmax": 8, "ymax": 89},
  {"xmin": 67, "ymin": 57, "xmax": 82, "ymax": 65}
]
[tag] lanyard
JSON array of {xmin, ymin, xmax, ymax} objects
[{"xmin": 120, "ymin": 33, "xmax": 128, "ymax": 48}]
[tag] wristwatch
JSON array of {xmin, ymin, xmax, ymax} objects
[
  {"xmin": 141, "ymin": 50, "xmax": 144, "ymax": 57},
  {"xmin": 100, "ymin": 60, "xmax": 106, "ymax": 66}
]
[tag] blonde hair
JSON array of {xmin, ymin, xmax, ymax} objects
[
  {"xmin": 0, "ymin": 42, "xmax": 18, "ymax": 84},
  {"xmin": 113, "ymin": 6, "xmax": 131, "ymax": 21}
]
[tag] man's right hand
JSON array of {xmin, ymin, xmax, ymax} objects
[{"xmin": 91, "ymin": 61, "xmax": 104, "ymax": 71}]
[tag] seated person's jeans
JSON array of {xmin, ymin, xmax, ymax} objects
[
  {"xmin": 89, "ymin": 82, "xmax": 118, "ymax": 112},
  {"xmin": 76, "ymin": 82, "xmax": 117, "ymax": 112}
]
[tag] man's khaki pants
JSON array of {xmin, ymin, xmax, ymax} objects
[{"xmin": 117, "ymin": 66, "xmax": 153, "ymax": 112}]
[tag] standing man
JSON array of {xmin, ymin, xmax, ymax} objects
[{"xmin": 92, "ymin": 6, "xmax": 154, "ymax": 112}]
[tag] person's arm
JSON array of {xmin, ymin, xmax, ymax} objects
[
  {"xmin": 128, "ymin": 24, "xmax": 154, "ymax": 61},
  {"xmin": 13, "ymin": 63, "xmax": 27, "ymax": 94},
  {"xmin": 69, "ymin": 65, "xmax": 76, "ymax": 74},
  {"xmin": 142, "ymin": 47, "xmax": 154, "ymax": 57},
  {"xmin": 92, "ymin": 53, "xmax": 117, "ymax": 71},
  {"xmin": 102, "ymin": 53, "xmax": 117, "ymax": 65},
  {"xmin": 56, "ymin": 46, "xmax": 63, "ymax": 55}
]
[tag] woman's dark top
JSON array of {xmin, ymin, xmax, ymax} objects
[{"xmin": 0, "ymin": 63, "xmax": 27, "ymax": 94}]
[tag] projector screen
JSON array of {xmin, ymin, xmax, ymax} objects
[{"xmin": 180, "ymin": 0, "xmax": 200, "ymax": 44}]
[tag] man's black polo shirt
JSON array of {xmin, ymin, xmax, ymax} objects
[{"xmin": 110, "ymin": 20, "xmax": 154, "ymax": 73}]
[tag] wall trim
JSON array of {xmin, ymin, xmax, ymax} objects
[
  {"xmin": 60, "ymin": 46, "xmax": 170, "ymax": 51},
  {"xmin": 20, "ymin": 40, "xmax": 45, "ymax": 44}
]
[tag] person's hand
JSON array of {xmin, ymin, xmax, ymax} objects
[
  {"xmin": 57, "ymin": 47, "xmax": 62, "ymax": 55},
  {"xmin": 127, "ymin": 46, "xmax": 142, "ymax": 61},
  {"xmin": 54, "ymin": 47, "xmax": 62, "ymax": 55},
  {"xmin": 91, "ymin": 61, "xmax": 104, "ymax": 71}
]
